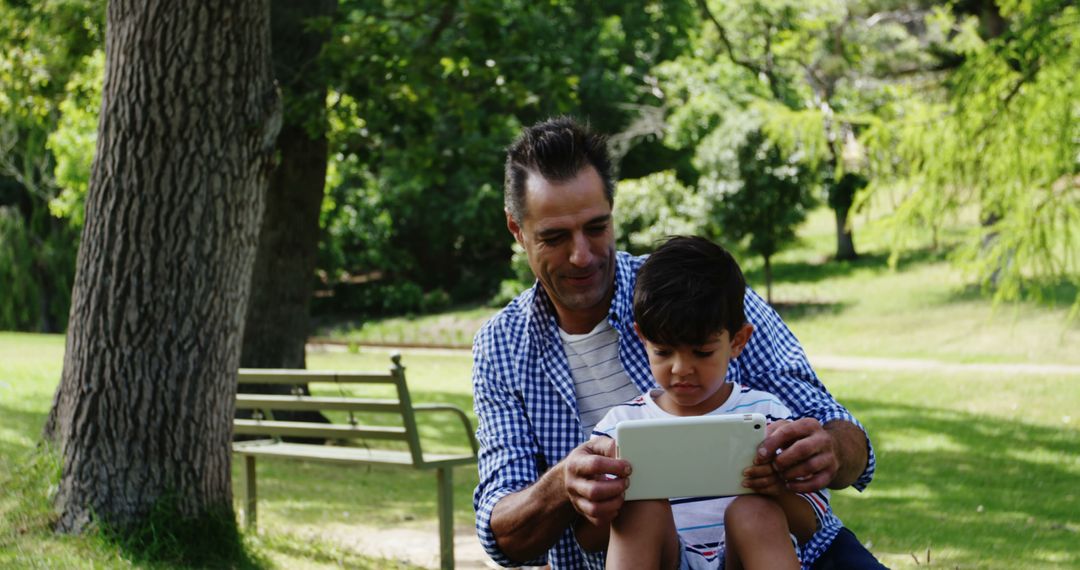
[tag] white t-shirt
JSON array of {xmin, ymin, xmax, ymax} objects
[
  {"xmin": 559, "ymin": 319, "xmax": 641, "ymax": 437},
  {"xmin": 592, "ymin": 383, "xmax": 833, "ymax": 569}
]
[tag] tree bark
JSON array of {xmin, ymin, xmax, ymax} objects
[
  {"xmin": 763, "ymin": 255, "xmax": 773, "ymax": 305},
  {"xmin": 237, "ymin": 0, "xmax": 336, "ymax": 435},
  {"xmin": 45, "ymin": 0, "xmax": 280, "ymax": 534},
  {"xmin": 241, "ymin": 0, "xmax": 335, "ymax": 371},
  {"xmin": 834, "ymin": 205, "xmax": 857, "ymax": 261},
  {"xmin": 829, "ymin": 172, "xmax": 863, "ymax": 261}
]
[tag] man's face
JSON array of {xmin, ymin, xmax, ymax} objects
[{"xmin": 507, "ymin": 165, "xmax": 616, "ymax": 333}]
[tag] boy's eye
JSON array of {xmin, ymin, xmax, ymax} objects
[
  {"xmin": 693, "ymin": 350, "xmax": 716, "ymax": 358},
  {"xmin": 651, "ymin": 349, "xmax": 672, "ymax": 357}
]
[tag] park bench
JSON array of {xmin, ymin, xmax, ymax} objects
[{"xmin": 233, "ymin": 353, "xmax": 478, "ymax": 570}]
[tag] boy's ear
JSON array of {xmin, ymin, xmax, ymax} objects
[{"xmin": 729, "ymin": 323, "xmax": 754, "ymax": 358}]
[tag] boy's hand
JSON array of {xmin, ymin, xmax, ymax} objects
[{"xmin": 742, "ymin": 420, "xmax": 789, "ymax": 495}]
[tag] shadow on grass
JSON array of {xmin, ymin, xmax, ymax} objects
[
  {"xmin": 0, "ymin": 403, "xmax": 48, "ymax": 465},
  {"xmin": 772, "ymin": 300, "xmax": 848, "ymax": 321},
  {"xmin": 743, "ymin": 248, "xmax": 950, "ymax": 287},
  {"xmin": 947, "ymin": 276, "xmax": 1080, "ymax": 311},
  {"xmin": 837, "ymin": 398, "xmax": 1079, "ymax": 565}
]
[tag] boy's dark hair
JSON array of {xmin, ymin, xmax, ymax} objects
[
  {"xmin": 504, "ymin": 116, "xmax": 614, "ymax": 224},
  {"xmin": 633, "ymin": 236, "xmax": 747, "ymax": 346}
]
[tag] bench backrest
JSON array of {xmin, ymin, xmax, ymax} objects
[{"xmin": 235, "ymin": 353, "xmax": 429, "ymax": 465}]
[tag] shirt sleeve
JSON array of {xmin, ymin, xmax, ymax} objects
[
  {"xmin": 738, "ymin": 287, "xmax": 876, "ymax": 490},
  {"xmin": 471, "ymin": 329, "xmax": 549, "ymax": 568}
]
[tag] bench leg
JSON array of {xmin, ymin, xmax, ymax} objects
[
  {"xmin": 436, "ymin": 467, "xmax": 454, "ymax": 570},
  {"xmin": 244, "ymin": 455, "xmax": 257, "ymax": 531}
]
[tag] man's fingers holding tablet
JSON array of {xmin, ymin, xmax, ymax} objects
[
  {"xmin": 755, "ymin": 418, "xmax": 839, "ymax": 492},
  {"xmin": 563, "ymin": 440, "xmax": 630, "ymax": 525}
]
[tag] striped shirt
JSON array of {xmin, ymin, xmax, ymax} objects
[
  {"xmin": 559, "ymin": 319, "xmax": 640, "ymax": 437},
  {"xmin": 472, "ymin": 251, "xmax": 875, "ymax": 570}
]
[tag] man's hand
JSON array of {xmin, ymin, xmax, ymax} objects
[
  {"xmin": 741, "ymin": 420, "xmax": 791, "ymax": 496},
  {"xmin": 563, "ymin": 438, "xmax": 630, "ymax": 526},
  {"xmin": 748, "ymin": 418, "xmax": 840, "ymax": 494}
]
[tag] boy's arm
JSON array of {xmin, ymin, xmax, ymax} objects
[
  {"xmin": 745, "ymin": 419, "xmax": 819, "ymax": 544},
  {"xmin": 574, "ymin": 516, "xmax": 611, "ymax": 552}
]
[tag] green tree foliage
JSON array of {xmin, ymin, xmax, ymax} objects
[
  {"xmin": 698, "ymin": 112, "xmax": 816, "ymax": 302},
  {"xmin": 862, "ymin": 0, "xmax": 1079, "ymax": 312},
  {"xmin": 316, "ymin": 0, "xmax": 696, "ymax": 313},
  {"xmin": 614, "ymin": 170, "xmax": 708, "ymax": 254},
  {"xmin": 0, "ymin": 0, "xmax": 102, "ymax": 331}
]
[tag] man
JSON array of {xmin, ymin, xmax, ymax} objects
[{"xmin": 472, "ymin": 116, "xmax": 883, "ymax": 569}]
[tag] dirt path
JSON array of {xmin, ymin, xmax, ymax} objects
[
  {"xmin": 293, "ymin": 522, "xmax": 504, "ymax": 569},
  {"xmin": 810, "ymin": 354, "xmax": 1080, "ymax": 376}
]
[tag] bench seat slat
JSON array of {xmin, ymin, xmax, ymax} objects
[
  {"xmin": 236, "ymin": 394, "xmax": 402, "ymax": 413},
  {"xmin": 238, "ymin": 369, "xmax": 397, "ymax": 385},
  {"xmin": 234, "ymin": 419, "xmax": 407, "ymax": 441},
  {"xmin": 232, "ymin": 441, "xmax": 475, "ymax": 468}
]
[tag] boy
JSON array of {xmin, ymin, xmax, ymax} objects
[{"xmin": 576, "ymin": 236, "xmax": 841, "ymax": 569}]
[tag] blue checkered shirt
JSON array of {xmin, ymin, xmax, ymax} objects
[{"xmin": 472, "ymin": 251, "xmax": 876, "ymax": 569}]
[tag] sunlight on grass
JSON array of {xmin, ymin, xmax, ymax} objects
[{"xmin": 4, "ymin": 318, "xmax": 1080, "ymax": 568}]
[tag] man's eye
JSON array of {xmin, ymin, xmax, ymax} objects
[
  {"xmin": 540, "ymin": 235, "xmax": 565, "ymax": 245},
  {"xmin": 586, "ymin": 224, "xmax": 607, "ymax": 235}
]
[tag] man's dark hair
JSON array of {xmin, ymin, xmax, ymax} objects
[
  {"xmin": 633, "ymin": 236, "xmax": 747, "ymax": 346},
  {"xmin": 504, "ymin": 116, "xmax": 614, "ymax": 224}
]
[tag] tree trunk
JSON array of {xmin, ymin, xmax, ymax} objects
[
  {"xmin": 237, "ymin": 0, "xmax": 336, "ymax": 435},
  {"xmin": 829, "ymin": 172, "xmax": 864, "ymax": 261},
  {"xmin": 834, "ymin": 205, "xmax": 857, "ymax": 261},
  {"xmin": 45, "ymin": 0, "xmax": 280, "ymax": 534},
  {"xmin": 763, "ymin": 254, "xmax": 773, "ymax": 305}
]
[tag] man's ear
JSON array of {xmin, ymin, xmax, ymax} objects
[
  {"xmin": 729, "ymin": 323, "xmax": 754, "ymax": 358},
  {"xmin": 506, "ymin": 209, "xmax": 524, "ymax": 246}
]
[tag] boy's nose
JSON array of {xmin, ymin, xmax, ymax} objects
[{"xmin": 671, "ymin": 355, "xmax": 693, "ymax": 376}]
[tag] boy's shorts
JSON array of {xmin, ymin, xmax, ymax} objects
[{"xmin": 676, "ymin": 534, "xmax": 800, "ymax": 570}]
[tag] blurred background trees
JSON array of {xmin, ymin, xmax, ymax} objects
[{"xmin": 2, "ymin": 0, "xmax": 1076, "ymax": 334}]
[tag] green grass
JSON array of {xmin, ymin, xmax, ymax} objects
[
  {"xmin": 0, "ymin": 335, "xmax": 424, "ymax": 569},
  {"xmin": 3, "ymin": 335, "xmax": 1078, "ymax": 568},
  {"xmin": 4, "ymin": 206, "xmax": 1078, "ymax": 567},
  {"xmin": 314, "ymin": 306, "xmax": 494, "ymax": 348},
  {"xmin": 757, "ymin": 208, "xmax": 1080, "ymax": 365}
]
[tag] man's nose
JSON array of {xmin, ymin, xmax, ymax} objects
[{"xmin": 568, "ymin": 233, "xmax": 594, "ymax": 267}]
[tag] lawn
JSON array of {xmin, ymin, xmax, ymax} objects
[
  {"xmin": 2, "ymin": 334, "xmax": 1078, "ymax": 568},
  {"xmin": 3, "ymin": 208, "xmax": 1079, "ymax": 568}
]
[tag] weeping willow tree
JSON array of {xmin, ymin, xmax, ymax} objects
[{"xmin": 861, "ymin": 0, "xmax": 1079, "ymax": 313}]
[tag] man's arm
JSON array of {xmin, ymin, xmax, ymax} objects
[
  {"xmin": 472, "ymin": 331, "xmax": 629, "ymax": 565},
  {"xmin": 490, "ymin": 438, "xmax": 628, "ymax": 561}
]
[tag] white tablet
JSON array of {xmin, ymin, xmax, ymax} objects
[{"xmin": 616, "ymin": 413, "xmax": 766, "ymax": 501}]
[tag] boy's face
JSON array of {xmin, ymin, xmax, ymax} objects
[{"xmin": 637, "ymin": 324, "xmax": 754, "ymax": 417}]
